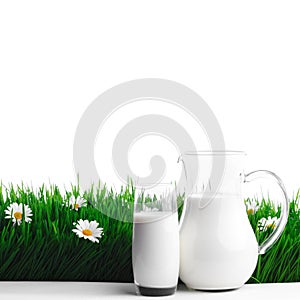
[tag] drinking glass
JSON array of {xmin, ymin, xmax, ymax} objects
[{"xmin": 132, "ymin": 183, "xmax": 179, "ymax": 296}]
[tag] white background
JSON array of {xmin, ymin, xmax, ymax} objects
[{"xmin": 0, "ymin": 1, "xmax": 299, "ymax": 198}]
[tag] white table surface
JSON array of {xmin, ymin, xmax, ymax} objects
[{"xmin": 0, "ymin": 282, "xmax": 299, "ymax": 300}]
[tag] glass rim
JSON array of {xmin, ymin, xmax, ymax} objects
[
  {"xmin": 134, "ymin": 181, "xmax": 177, "ymax": 188},
  {"xmin": 181, "ymin": 150, "xmax": 246, "ymax": 156}
]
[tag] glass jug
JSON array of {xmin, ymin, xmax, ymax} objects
[{"xmin": 178, "ymin": 151, "xmax": 289, "ymax": 290}]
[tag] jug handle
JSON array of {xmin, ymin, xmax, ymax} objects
[{"xmin": 244, "ymin": 170, "xmax": 289, "ymax": 255}]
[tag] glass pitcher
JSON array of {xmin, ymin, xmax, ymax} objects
[{"xmin": 178, "ymin": 151, "xmax": 289, "ymax": 290}]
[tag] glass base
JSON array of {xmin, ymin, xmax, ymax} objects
[{"xmin": 135, "ymin": 285, "xmax": 177, "ymax": 297}]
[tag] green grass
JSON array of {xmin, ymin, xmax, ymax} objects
[
  {"xmin": 0, "ymin": 182, "xmax": 134, "ymax": 281},
  {"xmin": 246, "ymin": 191, "xmax": 300, "ymax": 283},
  {"xmin": 0, "ymin": 182, "xmax": 299, "ymax": 283}
]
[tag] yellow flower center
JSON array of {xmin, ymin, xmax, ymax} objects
[
  {"xmin": 75, "ymin": 204, "xmax": 79, "ymax": 209},
  {"xmin": 82, "ymin": 229, "xmax": 93, "ymax": 236},
  {"xmin": 247, "ymin": 209, "xmax": 254, "ymax": 215},
  {"xmin": 266, "ymin": 223, "xmax": 276, "ymax": 230},
  {"xmin": 14, "ymin": 212, "xmax": 22, "ymax": 220}
]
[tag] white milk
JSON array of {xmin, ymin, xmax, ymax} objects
[
  {"xmin": 179, "ymin": 194, "xmax": 258, "ymax": 290},
  {"xmin": 132, "ymin": 211, "xmax": 179, "ymax": 288}
]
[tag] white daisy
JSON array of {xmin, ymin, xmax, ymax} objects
[
  {"xmin": 69, "ymin": 196, "xmax": 87, "ymax": 211},
  {"xmin": 245, "ymin": 201, "xmax": 259, "ymax": 215},
  {"xmin": 258, "ymin": 216, "xmax": 279, "ymax": 232},
  {"xmin": 4, "ymin": 202, "xmax": 33, "ymax": 226},
  {"xmin": 72, "ymin": 219, "xmax": 104, "ymax": 243}
]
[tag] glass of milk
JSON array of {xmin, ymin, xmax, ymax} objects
[{"xmin": 132, "ymin": 183, "xmax": 180, "ymax": 296}]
